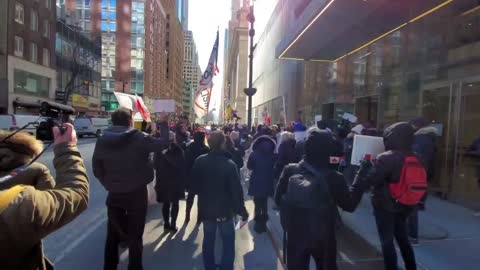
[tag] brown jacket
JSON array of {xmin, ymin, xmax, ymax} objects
[{"xmin": 0, "ymin": 136, "xmax": 89, "ymax": 269}]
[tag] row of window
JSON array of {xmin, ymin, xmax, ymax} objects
[
  {"xmin": 14, "ymin": 36, "xmax": 50, "ymax": 67},
  {"xmin": 15, "ymin": 2, "xmax": 51, "ymax": 38}
]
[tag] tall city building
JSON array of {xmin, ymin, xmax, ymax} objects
[
  {"xmin": 176, "ymin": 0, "xmax": 188, "ymax": 31},
  {"xmin": 57, "ymin": 0, "xmax": 102, "ymax": 115},
  {"xmin": 1, "ymin": 0, "xmax": 57, "ymax": 114},
  {"xmin": 161, "ymin": 0, "xmax": 184, "ymax": 113},
  {"xmin": 223, "ymin": 0, "xmax": 249, "ymax": 123},
  {"xmin": 183, "ymin": 30, "xmax": 201, "ymax": 118},
  {"xmin": 70, "ymin": 0, "xmax": 168, "ymax": 113}
]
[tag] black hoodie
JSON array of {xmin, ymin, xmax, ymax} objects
[
  {"xmin": 368, "ymin": 122, "xmax": 415, "ymax": 212},
  {"xmin": 92, "ymin": 125, "xmax": 168, "ymax": 193}
]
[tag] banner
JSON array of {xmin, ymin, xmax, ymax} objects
[
  {"xmin": 153, "ymin": 100, "xmax": 176, "ymax": 113},
  {"xmin": 113, "ymin": 92, "xmax": 151, "ymax": 121},
  {"xmin": 194, "ymin": 31, "xmax": 219, "ymax": 121},
  {"xmin": 72, "ymin": 94, "xmax": 89, "ymax": 109}
]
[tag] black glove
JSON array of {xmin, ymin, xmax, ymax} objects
[{"xmin": 357, "ymin": 158, "xmax": 373, "ymax": 178}]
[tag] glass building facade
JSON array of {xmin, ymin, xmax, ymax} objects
[{"xmin": 256, "ymin": 1, "xmax": 480, "ymax": 209}]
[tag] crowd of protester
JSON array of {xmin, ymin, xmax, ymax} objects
[{"xmin": 0, "ymin": 105, "xmax": 437, "ymax": 270}]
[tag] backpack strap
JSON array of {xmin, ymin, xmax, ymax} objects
[{"xmin": 0, "ymin": 185, "xmax": 27, "ymax": 214}]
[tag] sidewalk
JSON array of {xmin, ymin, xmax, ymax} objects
[{"xmin": 341, "ymin": 195, "xmax": 480, "ymax": 270}]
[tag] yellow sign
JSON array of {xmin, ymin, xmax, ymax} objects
[{"xmin": 72, "ymin": 94, "xmax": 89, "ymax": 109}]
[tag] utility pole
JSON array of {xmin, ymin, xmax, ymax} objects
[{"xmin": 244, "ymin": 1, "xmax": 257, "ymax": 133}]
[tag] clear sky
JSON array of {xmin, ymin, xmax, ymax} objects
[{"xmin": 188, "ymin": 0, "xmax": 278, "ymax": 121}]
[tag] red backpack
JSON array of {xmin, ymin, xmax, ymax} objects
[{"xmin": 389, "ymin": 156, "xmax": 428, "ymax": 206}]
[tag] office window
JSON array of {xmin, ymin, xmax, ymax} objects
[
  {"xmin": 43, "ymin": 48, "xmax": 50, "ymax": 67},
  {"xmin": 14, "ymin": 69, "xmax": 50, "ymax": 97},
  {"xmin": 31, "ymin": 10, "xmax": 38, "ymax": 31},
  {"xmin": 15, "ymin": 2, "xmax": 24, "ymax": 24},
  {"xmin": 14, "ymin": 36, "xmax": 24, "ymax": 57},
  {"xmin": 30, "ymin": 43, "xmax": 38, "ymax": 63},
  {"xmin": 43, "ymin": 20, "xmax": 50, "ymax": 38},
  {"xmin": 46, "ymin": 0, "xmax": 52, "ymax": 9}
]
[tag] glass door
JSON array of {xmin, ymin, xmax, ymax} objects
[
  {"xmin": 451, "ymin": 80, "xmax": 480, "ymax": 209},
  {"xmin": 422, "ymin": 79, "xmax": 480, "ymax": 210},
  {"xmin": 421, "ymin": 83, "xmax": 456, "ymax": 198}
]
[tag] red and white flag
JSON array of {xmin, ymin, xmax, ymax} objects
[
  {"xmin": 114, "ymin": 92, "xmax": 151, "ymax": 121},
  {"xmin": 194, "ymin": 31, "xmax": 219, "ymax": 121}
]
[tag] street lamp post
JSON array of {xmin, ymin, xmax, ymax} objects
[{"xmin": 244, "ymin": 2, "xmax": 257, "ymax": 133}]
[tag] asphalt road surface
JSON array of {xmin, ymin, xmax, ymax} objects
[{"xmin": 39, "ymin": 138, "xmax": 383, "ymax": 270}]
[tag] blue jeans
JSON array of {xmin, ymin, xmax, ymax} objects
[{"xmin": 202, "ymin": 219, "xmax": 235, "ymax": 270}]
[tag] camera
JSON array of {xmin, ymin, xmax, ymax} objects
[{"xmin": 36, "ymin": 102, "xmax": 75, "ymax": 141}]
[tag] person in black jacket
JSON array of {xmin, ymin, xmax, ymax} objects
[
  {"xmin": 247, "ymin": 135, "xmax": 277, "ymax": 233},
  {"xmin": 225, "ymin": 135, "xmax": 244, "ymax": 172},
  {"xmin": 92, "ymin": 109, "xmax": 169, "ymax": 270},
  {"xmin": 184, "ymin": 130, "xmax": 210, "ymax": 224},
  {"xmin": 191, "ymin": 131, "xmax": 248, "ymax": 270},
  {"xmin": 275, "ymin": 128, "xmax": 366, "ymax": 270},
  {"xmin": 155, "ymin": 132, "xmax": 186, "ymax": 232},
  {"xmin": 362, "ymin": 122, "xmax": 418, "ymax": 270},
  {"xmin": 274, "ymin": 131, "xmax": 297, "ymax": 180}
]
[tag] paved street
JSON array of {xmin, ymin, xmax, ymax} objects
[{"xmin": 40, "ymin": 139, "xmax": 383, "ymax": 270}]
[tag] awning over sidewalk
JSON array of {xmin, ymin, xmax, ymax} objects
[{"xmin": 277, "ymin": 0, "xmax": 453, "ymax": 62}]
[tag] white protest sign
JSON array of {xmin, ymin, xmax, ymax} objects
[
  {"xmin": 342, "ymin": 112, "xmax": 358, "ymax": 123},
  {"xmin": 351, "ymin": 135, "xmax": 385, "ymax": 165},
  {"xmin": 315, "ymin": 115, "xmax": 322, "ymax": 123},
  {"xmin": 153, "ymin": 100, "xmax": 176, "ymax": 113}
]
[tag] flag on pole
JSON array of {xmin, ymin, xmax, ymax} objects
[{"xmin": 194, "ymin": 31, "xmax": 219, "ymax": 121}]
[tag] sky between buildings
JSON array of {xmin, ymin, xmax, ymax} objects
[{"xmin": 189, "ymin": 0, "xmax": 278, "ymax": 121}]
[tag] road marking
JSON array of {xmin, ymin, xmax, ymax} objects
[{"xmin": 53, "ymin": 209, "xmax": 107, "ymax": 264}]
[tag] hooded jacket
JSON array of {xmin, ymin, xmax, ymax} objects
[
  {"xmin": 155, "ymin": 143, "xmax": 186, "ymax": 202},
  {"xmin": 247, "ymin": 136, "xmax": 277, "ymax": 197},
  {"xmin": 368, "ymin": 122, "xmax": 416, "ymax": 212},
  {"xmin": 0, "ymin": 132, "xmax": 89, "ymax": 269},
  {"xmin": 274, "ymin": 138, "xmax": 298, "ymax": 180},
  {"xmin": 92, "ymin": 125, "xmax": 168, "ymax": 193},
  {"xmin": 274, "ymin": 129, "xmax": 365, "ymax": 268}
]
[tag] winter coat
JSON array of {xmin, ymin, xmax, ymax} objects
[
  {"xmin": 247, "ymin": 136, "xmax": 277, "ymax": 198},
  {"xmin": 274, "ymin": 130, "xmax": 366, "ymax": 268},
  {"xmin": 274, "ymin": 138, "xmax": 298, "ymax": 180},
  {"xmin": 0, "ymin": 132, "xmax": 89, "ymax": 270},
  {"xmin": 185, "ymin": 141, "xmax": 210, "ymax": 191},
  {"xmin": 366, "ymin": 122, "xmax": 416, "ymax": 213},
  {"xmin": 155, "ymin": 143, "xmax": 186, "ymax": 203},
  {"xmin": 413, "ymin": 126, "xmax": 437, "ymax": 175},
  {"xmin": 226, "ymin": 148, "xmax": 244, "ymax": 171},
  {"xmin": 92, "ymin": 125, "xmax": 168, "ymax": 193},
  {"xmin": 191, "ymin": 152, "xmax": 248, "ymax": 221}
]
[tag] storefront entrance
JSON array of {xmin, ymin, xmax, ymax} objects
[{"xmin": 422, "ymin": 78, "xmax": 480, "ymax": 210}]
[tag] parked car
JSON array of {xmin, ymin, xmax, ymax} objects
[
  {"xmin": 0, "ymin": 114, "xmax": 43, "ymax": 136},
  {"xmin": 74, "ymin": 117, "xmax": 110, "ymax": 138}
]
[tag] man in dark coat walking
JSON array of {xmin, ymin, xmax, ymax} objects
[
  {"xmin": 247, "ymin": 135, "xmax": 276, "ymax": 233},
  {"xmin": 275, "ymin": 128, "xmax": 366, "ymax": 270},
  {"xmin": 92, "ymin": 108, "xmax": 168, "ymax": 270},
  {"xmin": 191, "ymin": 131, "xmax": 248, "ymax": 270}
]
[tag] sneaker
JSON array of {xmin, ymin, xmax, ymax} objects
[{"xmin": 164, "ymin": 223, "xmax": 171, "ymax": 232}]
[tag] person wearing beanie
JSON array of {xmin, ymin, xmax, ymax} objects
[
  {"xmin": 0, "ymin": 125, "xmax": 89, "ymax": 269},
  {"xmin": 275, "ymin": 127, "xmax": 367, "ymax": 270}
]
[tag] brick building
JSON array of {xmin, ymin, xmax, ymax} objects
[{"xmin": 1, "ymin": 0, "xmax": 57, "ymax": 114}]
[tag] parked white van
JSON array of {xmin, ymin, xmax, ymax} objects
[
  {"xmin": 0, "ymin": 114, "xmax": 43, "ymax": 136},
  {"xmin": 74, "ymin": 117, "xmax": 110, "ymax": 138}
]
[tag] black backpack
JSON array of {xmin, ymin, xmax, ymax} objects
[{"xmin": 282, "ymin": 162, "xmax": 341, "ymax": 237}]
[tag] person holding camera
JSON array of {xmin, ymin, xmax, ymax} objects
[
  {"xmin": 92, "ymin": 108, "xmax": 169, "ymax": 270},
  {"xmin": 0, "ymin": 124, "xmax": 89, "ymax": 269}
]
